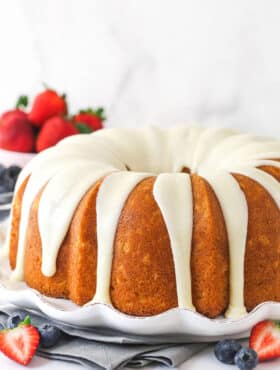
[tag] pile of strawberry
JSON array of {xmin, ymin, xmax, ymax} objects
[{"xmin": 0, "ymin": 88, "xmax": 105, "ymax": 153}]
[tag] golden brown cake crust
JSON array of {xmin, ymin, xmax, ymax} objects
[
  {"xmin": 111, "ymin": 177, "xmax": 178, "ymax": 316},
  {"xmin": 234, "ymin": 166, "xmax": 280, "ymax": 311},
  {"xmin": 21, "ymin": 179, "xmax": 103, "ymax": 304},
  {"xmin": 191, "ymin": 174, "xmax": 229, "ymax": 318},
  {"xmin": 24, "ymin": 187, "xmax": 69, "ymax": 298},
  {"xmin": 67, "ymin": 179, "xmax": 102, "ymax": 305}
]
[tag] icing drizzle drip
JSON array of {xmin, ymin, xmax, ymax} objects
[
  {"xmin": 38, "ymin": 163, "xmax": 116, "ymax": 277},
  {"xmin": 6, "ymin": 126, "xmax": 280, "ymax": 319},
  {"xmin": 91, "ymin": 171, "xmax": 151, "ymax": 305},
  {"xmin": 201, "ymin": 170, "xmax": 248, "ymax": 319},
  {"xmin": 153, "ymin": 173, "xmax": 195, "ymax": 310}
]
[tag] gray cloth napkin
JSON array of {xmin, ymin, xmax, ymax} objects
[{"xmin": 0, "ymin": 306, "xmax": 208, "ymax": 369}]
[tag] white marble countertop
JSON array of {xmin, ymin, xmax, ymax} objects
[{"xmin": 0, "ymin": 0, "xmax": 280, "ymax": 137}]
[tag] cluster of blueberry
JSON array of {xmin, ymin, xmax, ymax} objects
[
  {"xmin": 0, "ymin": 165, "xmax": 21, "ymax": 194},
  {"xmin": 214, "ymin": 340, "xmax": 258, "ymax": 370},
  {"xmin": 0, "ymin": 165, "xmax": 21, "ymax": 222}
]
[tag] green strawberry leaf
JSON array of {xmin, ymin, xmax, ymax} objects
[
  {"xmin": 76, "ymin": 123, "xmax": 93, "ymax": 134},
  {"xmin": 20, "ymin": 315, "xmax": 31, "ymax": 326},
  {"xmin": 16, "ymin": 95, "xmax": 28, "ymax": 109},
  {"xmin": 79, "ymin": 107, "xmax": 106, "ymax": 121}
]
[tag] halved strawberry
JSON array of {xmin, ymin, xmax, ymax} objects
[
  {"xmin": 0, "ymin": 316, "xmax": 40, "ymax": 366},
  {"xmin": 249, "ymin": 320, "xmax": 280, "ymax": 361}
]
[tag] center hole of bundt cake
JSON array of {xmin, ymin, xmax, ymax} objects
[
  {"xmin": 181, "ymin": 167, "xmax": 191, "ymax": 174},
  {"xmin": 125, "ymin": 164, "xmax": 191, "ymax": 174}
]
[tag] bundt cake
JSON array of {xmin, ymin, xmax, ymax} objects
[{"xmin": 4, "ymin": 126, "xmax": 280, "ymax": 319}]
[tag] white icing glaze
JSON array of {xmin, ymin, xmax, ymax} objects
[
  {"xmin": 191, "ymin": 127, "xmax": 236, "ymax": 172},
  {"xmin": 224, "ymin": 141, "xmax": 280, "ymax": 167},
  {"xmin": 91, "ymin": 171, "xmax": 151, "ymax": 305},
  {"xmin": 38, "ymin": 164, "xmax": 116, "ymax": 277},
  {"xmin": 6, "ymin": 126, "xmax": 280, "ymax": 318},
  {"xmin": 153, "ymin": 173, "xmax": 195, "ymax": 310},
  {"xmin": 245, "ymin": 159, "xmax": 280, "ymax": 169},
  {"xmin": 201, "ymin": 170, "xmax": 248, "ymax": 319},
  {"xmin": 202, "ymin": 134, "xmax": 257, "ymax": 170},
  {"xmin": 229, "ymin": 167, "xmax": 280, "ymax": 208},
  {"xmin": 12, "ymin": 159, "xmax": 77, "ymax": 280}
]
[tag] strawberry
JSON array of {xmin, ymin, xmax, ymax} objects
[
  {"xmin": 0, "ymin": 109, "xmax": 34, "ymax": 153},
  {"xmin": 29, "ymin": 89, "xmax": 67, "ymax": 127},
  {"xmin": 1, "ymin": 95, "xmax": 29, "ymax": 121},
  {"xmin": 73, "ymin": 107, "xmax": 105, "ymax": 132},
  {"xmin": 15, "ymin": 95, "xmax": 29, "ymax": 110},
  {"xmin": 249, "ymin": 320, "xmax": 280, "ymax": 361},
  {"xmin": 36, "ymin": 116, "xmax": 78, "ymax": 152},
  {"xmin": 1, "ymin": 109, "xmax": 27, "ymax": 121},
  {"xmin": 0, "ymin": 316, "xmax": 40, "ymax": 366}
]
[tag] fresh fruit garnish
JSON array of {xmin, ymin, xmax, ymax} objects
[
  {"xmin": 0, "ymin": 164, "xmax": 4, "ymax": 178},
  {"xmin": 36, "ymin": 116, "xmax": 78, "ymax": 152},
  {"xmin": 28, "ymin": 89, "xmax": 67, "ymax": 127},
  {"xmin": 1, "ymin": 166, "xmax": 22, "ymax": 193},
  {"xmin": 75, "ymin": 123, "xmax": 94, "ymax": 134},
  {"xmin": 74, "ymin": 107, "xmax": 105, "ymax": 132},
  {"xmin": 38, "ymin": 324, "xmax": 62, "ymax": 348},
  {"xmin": 6, "ymin": 310, "xmax": 28, "ymax": 329},
  {"xmin": 214, "ymin": 339, "xmax": 242, "ymax": 364},
  {"xmin": 0, "ymin": 316, "xmax": 40, "ymax": 366},
  {"xmin": 1, "ymin": 109, "xmax": 27, "ymax": 121},
  {"xmin": 249, "ymin": 320, "xmax": 280, "ymax": 361},
  {"xmin": 0, "ymin": 110, "xmax": 34, "ymax": 153},
  {"xmin": 234, "ymin": 347, "xmax": 258, "ymax": 370},
  {"xmin": 0, "ymin": 165, "xmax": 22, "ymax": 194},
  {"xmin": 16, "ymin": 95, "xmax": 29, "ymax": 110},
  {"xmin": 0, "ymin": 87, "xmax": 106, "ymax": 153}
]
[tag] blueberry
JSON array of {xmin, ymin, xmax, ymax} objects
[
  {"xmin": 0, "ymin": 165, "xmax": 5, "ymax": 178},
  {"xmin": 2, "ymin": 166, "xmax": 21, "ymax": 192},
  {"xmin": 0, "ymin": 165, "xmax": 7, "ymax": 194},
  {"xmin": 7, "ymin": 311, "xmax": 28, "ymax": 329},
  {"xmin": 0, "ymin": 210, "xmax": 10, "ymax": 222},
  {"xmin": 0, "ymin": 184, "xmax": 7, "ymax": 194},
  {"xmin": 2, "ymin": 178, "xmax": 13, "ymax": 193},
  {"xmin": 38, "ymin": 324, "xmax": 62, "ymax": 348},
  {"xmin": 234, "ymin": 348, "xmax": 258, "ymax": 370},
  {"xmin": 214, "ymin": 339, "xmax": 242, "ymax": 364},
  {"xmin": 6, "ymin": 165, "xmax": 21, "ymax": 178}
]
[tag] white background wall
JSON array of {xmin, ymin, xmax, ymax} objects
[{"xmin": 0, "ymin": 0, "xmax": 280, "ymax": 136}]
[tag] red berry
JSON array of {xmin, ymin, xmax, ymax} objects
[
  {"xmin": 28, "ymin": 89, "xmax": 67, "ymax": 127},
  {"xmin": 2, "ymin": 109, "xmax": 27, "ymax": 121},
  {"xmin": 0, "ymin": 323, "xmax": 40, "ymax": 365},
  {"xmin": 0, "ymin": 110, "xmax": 34, "ymax": 153},
  {"xmin": 36, "ymin": 116, "xmax": 78, "ymax": 152},
  {"xmin": 250, "ymin": 320, "xmax": 280, "ymax": 361},
  {"xmin": 73, "ymin": 107, "xmax": 105, "ymax": 132}
]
